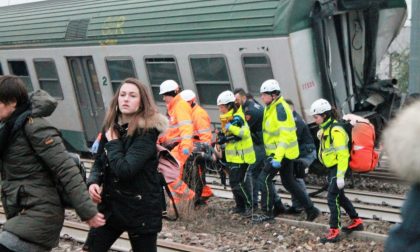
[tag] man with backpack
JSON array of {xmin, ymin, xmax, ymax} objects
[{"xmin": 310, "ymin": 98, "xmax": 363, "ymax": 243}]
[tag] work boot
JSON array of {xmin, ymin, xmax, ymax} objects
[
  {"xmin": 306, "ymin": 207, "xmax": 320, "ymax": 221},
  {"xmin": 342, "ymin": 218, "xmax": 364, "ymax": 233},
  {"xmin": 285, "ymin": 206, "xmax": 303, "ymax": 215},
  {"xmin": 320, "ymin": 228, "xmax": 340, "ymax": 244},
  {"xmin": 229, "ymin": 207, "xmax": 244, "ymax": 214},
  {"xmin": 273, "ymin": 202, "xmax": 287, "ymax": 217},
  {"xmin": 241, "ymin": 207, "xmax": 253, "ymax": 218}
]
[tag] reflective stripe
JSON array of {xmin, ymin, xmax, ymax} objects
[
  {"xmin": 162, "ymin": 135, "xmax": 193, "ymax": 146},
  {"xmin": 169, "ymin": 120, "xmax": 193, "ymax": 128},
  {"xmin": 265, "ymin": 141, "xmax": 298, "ymax": 150},
  {"xmin": 171, "ymin": 179, "xmax": 183, "ymax": 189},
  {"xmin": 238, "ymin": 128, "xmax": 245, "ymax": 137},
  {"xmin": 323, "ymin": 145, "xmax": 348, "ymax": 152},
  {"xmin": 194, "ymin": 128, "xmax": 211, "ymax": 134},
  {"xmin": 263, "ymin": 126, "xmax": 296, "ymax": 136},
  {"xmin": 225, "ymin": 146, "xmax": 254, "ymax": 156}
]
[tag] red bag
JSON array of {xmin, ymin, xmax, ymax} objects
[{"xmin": 348, "ymin": 122, "xmax": 379, "ymax": 173}]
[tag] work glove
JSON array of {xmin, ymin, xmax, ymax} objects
[
  {"xmin": 182, "ymin": 148, "xmax": 190, "ymax": 156},
  {"xmin": 90, "ymin": 139, "xmax": 100, "ymax": 154},
  {"xmin": 225, "ymin": 123, "xmax": 232, "ymax": 131},
  {"xmin": 336, "ymin": 177, "xmax": 345, "ymax": 189},
  {"xmin": 271, "ymin": 160, "xmax": 281, "ymax": 169}
]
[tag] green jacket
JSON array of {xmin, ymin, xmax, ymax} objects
[{"xmin": 0, "ymin": 90, "xmax": 97, "ymax": 249}]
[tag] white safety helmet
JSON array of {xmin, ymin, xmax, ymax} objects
[
  {"xmin": 159, "ymin": 80, "xmax": 179, "ymax": 95},
  {"xmin": 217, "ymin": 90, "xmax": 236, "ymax": 105},
  {"xmin": 260, "ymin": 79, "xmax": 281, "ymax": 93},
  {"xmin": 180, "ymin": 89, "xmax": 196, "ymax": 102},
  {"xmin": 309, "ymin": 98, "xmax": 332, "ymax": 115}
]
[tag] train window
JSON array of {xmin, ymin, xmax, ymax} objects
[
  {"xmin": 190, "ymin": 56, "xmax": 231, "ymax": 105},
  {"xmin": 242, "ymin": 55, "xmax": 274, "ymax": 96},
  {"xmin": 33, "ymin": 59, "xmax": 64, "ymax": 99},
  {"xmin": 7, "ymin": 60, "xmax": 33, "ymax": 92},
  {"xmin": 106, "ymin": 58, "xmax": 137, "ymax": 93},
  {"xmin": 145, "ymin": 57, "xmax": 182, "ymax": 102}
]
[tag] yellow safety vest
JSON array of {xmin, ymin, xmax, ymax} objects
[
  {"xmin": 317, "ymin": 118, "xmax": 350, "ymax": 179},
  {"xmin": 222, "ymin": 107, "xmax": 256, "ymax": 164},
  {"xmin": 262, "ymin": 96, "xmax": 299, "ymax": 162}
]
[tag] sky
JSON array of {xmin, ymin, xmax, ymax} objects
[{"xmin": 0, "ymin": 0, "xmax": 413, "ymax": 25}]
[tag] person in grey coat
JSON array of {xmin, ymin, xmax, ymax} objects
[
  {"xmin": 0, "ymin": 75, "xmax": 105, "ymax": 252},
  {"xmin": 383, "ymin": 101, "xmax": 420, "ymax": 251}
]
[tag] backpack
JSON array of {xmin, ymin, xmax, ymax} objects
[
  {"xmin": 21, "ymin": 127, "xmax": 86, "ymax": 209},
  {"xmin": 156, "ymin": 144, "xmax": 180, "ymax": 221},
  {"xmin": 330, "ymin": 115, "xmax": 379, "ymax": 173}
]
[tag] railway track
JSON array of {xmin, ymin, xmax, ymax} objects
[
  {"xmin": 81, "ymin": 159, "xmax": 404, "ymax": 223},
  {"xmin": 0, "ymin": 209, "xmax": 210, "ymax": 252}
]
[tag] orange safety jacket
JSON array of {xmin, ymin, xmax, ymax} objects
[
  {"xmin": 192, "ymin": 104, "xmax": 213, "ymax": 144},
  {"xmin": 159, "ymin": 94, "xmax": 194, "ymax": 168}
]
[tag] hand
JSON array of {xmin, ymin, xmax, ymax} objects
[
  {"xmin": 89, "ymin": 184, "xmax": 102, "ymax": 204},
  {"xmin": 86, "ymin": 212, "xmax": 106, "ymax": 228},
  {"xmin": 105, "ymin": 127, "xmax": 118, "ymax": 141},
  {"xmin": 182, "ymin": 148, "xmax": 190, "ymax": 155},
  {"xmin": 271, "ymin": 160, "xmax": 281, "ymax": 169},
  {"xmin": 337, "ymin": 178, "xmax": 345, "ymax": 189},
  {"xmin": 225, "ymin": 123, "xmax": 232, "ymax": 131}
]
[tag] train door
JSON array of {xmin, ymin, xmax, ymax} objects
[{"xmin": 67, "ymin": 56, "xmax": 105, "ymax": 142}]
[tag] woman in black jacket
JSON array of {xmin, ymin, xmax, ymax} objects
[{"xmin": 86, "ymin": 78, "xmax": 168, "ymax": 252}]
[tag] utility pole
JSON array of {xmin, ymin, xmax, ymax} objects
[{"xmin": 408, "ymin": 0, "xmax": 420, "ymax": 94}]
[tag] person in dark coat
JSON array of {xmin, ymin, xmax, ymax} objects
[
  {"xmin": 384, "ymin": 101, "xmax": 420, "ymax": 252},
  {"xmin": 0, "ymin": 75, "xmax": 105, "ymax": 252},
  {"xmin": 86, "ymin": 78, "xmax": 169, "ymax": 252}
]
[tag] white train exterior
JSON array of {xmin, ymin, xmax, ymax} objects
[{"xmin": 0, "ymin": 0, "xmax": 407, "ymax": 152}]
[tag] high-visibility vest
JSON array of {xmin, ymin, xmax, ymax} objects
[
  {"xmin": 262, "ymin": 96, "xmax": 299, "ymax": 161},
  {"xmin": 222, "ymin": 107, "xmax": 256, "ymax": 164},
  {"xmin": 192, "ymin": 104, "xmax": 212, "ymax": 144},
  {"xmin": 317, "ymin": 118, "xmax": 350, "ymax": 179},
  {"xmin": 159, "ymin": 94, "xmax": 194, "ymax": 152}
]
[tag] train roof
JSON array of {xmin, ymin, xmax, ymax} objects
[{"xmin": 0, "ymin": 0, "xmax": 406, "ymax": 49}]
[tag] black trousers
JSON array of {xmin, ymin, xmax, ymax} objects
[
  {"xmin": 279, "ymin": 158, "xmax": 314, "ymax": 211},
  {"xmin": 86, "ymin": 224, "xmax": 157, "ymax": 252},
  {"xmin": 228, "ymin": 163, "xmax": 252, "ymax": 210},
  {"xmin": 327, "ymin": 166, "xmax": 358, "ymax": 228}
]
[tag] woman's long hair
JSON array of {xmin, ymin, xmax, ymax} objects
[{"xmin": 103, "ymin": 78, "xmax": 158, "ymax": 136}]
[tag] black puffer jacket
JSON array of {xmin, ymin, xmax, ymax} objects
[
  {"xmin": 0, "ymin": 90, "xmax": 98, "ymax": 250},
  {"xmin": 87, "ymin": 113, "xmax": 168, "ymax": 234}
]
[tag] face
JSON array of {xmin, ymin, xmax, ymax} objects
[
  {"xmin": 118, "ymin": 83, "xmax": 141, "ymax": 115},
  {"xmin": 234, "ymin": 93, "xmax": 244, "ymax": 106},
  {"xmin": 260, "ymin": 93, "xmax": 272, "ymax": 105},
  {"xmin": 313, "ymin": 114, "xmax": 324, "ymax": 125},
  {"xmin": 218, "ymin": 104, "xmax": 229, "ymax": 114},
  {"xmin": 162, "ymin": 95, "xmax": 174, "ymax": 105},
  {"xmin": 0, "ymin": 101, "xmax": 17, "ymax": 121}
]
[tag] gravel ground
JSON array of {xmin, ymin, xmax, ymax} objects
[
  {"xmin": 158, "ymin": 197, "xmax": 390, "ymax": 251},
  {"xmin": 58, "ymin": 172, "xmax": 403, "ymax": 252}
]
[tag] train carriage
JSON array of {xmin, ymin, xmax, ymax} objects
[{"xmin": 0, "ymin": 0, "xmax": 407, "ymax": 152}]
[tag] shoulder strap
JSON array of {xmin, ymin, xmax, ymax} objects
[{"xmin": 159, "ymin": 173, "xmax": 179, "ymax": 221}]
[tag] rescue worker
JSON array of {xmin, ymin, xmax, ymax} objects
[
  {"xmin": 233, "ymin": 88, "xmax": 265, "ymax": 210},
  {"xmin": 217, "ymin": 90, "xmax": 255, "ymax": 217},
  {"xmin": 256, "ymin": 79, "xmax": 320, "ymax": 223},
  {"xmin": 180, "ymin": 89, "xmax": 214, "ymax": 205},
  {"xmin": 158, "ymin": 80, "xmax": 195, "ymax": 204},
  {"xmin": 310, "ymin": 98, "xmax": 363, "ymax": 243},
  {"xmin": 284, "ymin": 99, "xmax": 316, "ymax": 214}
]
